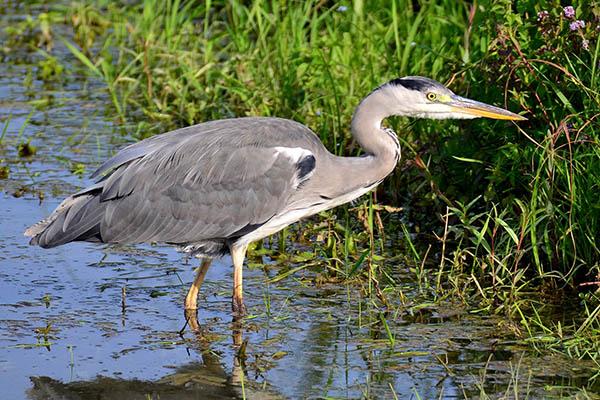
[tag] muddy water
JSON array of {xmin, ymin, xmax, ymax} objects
[{"xmin": 1, "ymin": 7, "xmax": 598, "ymax": 400}]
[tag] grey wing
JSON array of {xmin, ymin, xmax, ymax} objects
[{"xmin": 96, "ymin": 134, "xmax": 316, "ymax": 245}]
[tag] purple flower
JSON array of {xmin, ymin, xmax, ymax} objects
[
  {"xmin": 569, "ymin": 20, "xmax": 585, "ymax": 31},
  {"xmin": 537, "ymin": 10, "xmax": 549, "ymax": 21},
  {"xmin": 582, "ymin": 39, "xmax": 590, "ymax": 50},
  {"xmin": 564, "ymin": 6, "xmax": 575, "ymax": 18}
]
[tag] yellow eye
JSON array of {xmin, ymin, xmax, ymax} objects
[{"xmin": 426, "ymin": 92, "xmax": 437, "ymax": 101}]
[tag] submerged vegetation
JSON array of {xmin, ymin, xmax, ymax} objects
[{"xmin": 2, "ymin": 0, "xmax": 599, "ymax": 387}]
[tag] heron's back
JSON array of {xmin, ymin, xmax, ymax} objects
[{"xmin": 25, "ymin": 117, "xmax": 326, "ymax": 256}]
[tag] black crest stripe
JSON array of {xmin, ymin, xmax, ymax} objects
[{"xmin": 388, "ymin": 78, "xmax": 432, "ymax": 92}]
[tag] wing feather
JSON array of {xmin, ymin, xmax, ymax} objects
[{"xmin": 95, "ymin": 121, "xmax": 317, "ymax": 246}]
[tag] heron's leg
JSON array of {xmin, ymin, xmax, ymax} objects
[
  {"xmin": 184, "ymin": 308, "xmax": 201, "ymax": 332},
  {"xmin": 230, "ymin": 244, "xmax": 248, "ymax": 317},
  {"xmin": 231, "ymin": 323, "xmax": 247, "ymax": 386},
  {"xmin": 184, "ymin": 258, "xmax": 212, "ymax": 311}
]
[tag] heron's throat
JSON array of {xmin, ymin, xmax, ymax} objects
[{"xmin": 350, "ymin": 91, "xmax": 401, "ymax": 162}]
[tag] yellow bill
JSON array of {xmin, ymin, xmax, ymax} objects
[{"xmin": 449, "ymin": 95, "xmax": 527, "ymax": 121}]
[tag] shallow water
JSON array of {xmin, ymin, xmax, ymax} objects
[{"xmin": 0, "ymin": 5, "xmax": 598, "ymax": 400}]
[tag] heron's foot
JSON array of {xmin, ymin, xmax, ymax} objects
[{"xmin": 231, "ymin": 296, "xmax": 247, "ymax": 319}]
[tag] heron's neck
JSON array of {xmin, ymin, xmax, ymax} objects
[
  {"xmin": 328, "ymin": 89, "xmax": 400, "ymax": 191},
  {"xmin": 351, "ymin": 90, "xmax": 400, "ymax": 161},
  {"xmin": 312, "ymin": 88, "xmax": 401, "ymax": 202}
]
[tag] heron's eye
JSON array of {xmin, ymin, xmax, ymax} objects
[{"xmin": 426, "ymin": 92, "xmax": 437, "ymax": 101}]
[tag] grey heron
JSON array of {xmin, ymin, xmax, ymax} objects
[{"xmin": 25, "ymin": 76, "xmax": 525, "ymax": 317}]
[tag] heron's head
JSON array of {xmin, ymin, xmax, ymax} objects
[{"xmin": 376, "ymin": 76, "xmax": 526, "ymax": 121}]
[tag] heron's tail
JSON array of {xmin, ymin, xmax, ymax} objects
[{"xmin": 24, "ymin": 192, "xmax": 104, "ymax": 248}]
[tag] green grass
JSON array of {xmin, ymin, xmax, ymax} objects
[{"xmin": 5, "ymin": 0, "xmax": 599, "ymax": 363}]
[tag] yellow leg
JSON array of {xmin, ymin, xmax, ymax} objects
[
  {"xmin": 184, "ymin": 308, "xmax": 201, "ymax": 332},
  {"xmin": 230, "ymin": 244, "xmax": 248, "ymax": 317},
  {"xmin": 184, "ymin": 258, "xmax": 212, "ymax": 310}
]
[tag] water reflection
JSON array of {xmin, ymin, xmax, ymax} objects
[
  {"xmin": 28, "ymin": 322, "xmax": 282, "ymax": 400},
  {"xmin": 28, "ymin": 373, "xmax": 239, "ymax": 400}
]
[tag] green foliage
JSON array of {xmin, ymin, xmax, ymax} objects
[
  {"xmin": 17, "ymin": 141, "xmax": 36, "ymax": 158},
  {"xmin": 0, "ymin": 164, "xmax": 9, "ymax": 179},
  {"xmin": 36, "ymin": 54, "xmax": 64, "ymax": 80},
  {"xmin": 1, "ymin": 11, "xmax": 58, "ymax": 60},
  {"xmin": 56, "ymin": 0, "xmax": 481, "ymax": 142}
]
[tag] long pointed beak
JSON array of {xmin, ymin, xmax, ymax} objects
[{"xmin": 449, "ymin": 95, "xmax": 527, "ymax": 121}]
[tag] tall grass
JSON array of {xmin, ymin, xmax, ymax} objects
[
  {"xmin": 55, "ymin": 0, "xmax": 479, "ymax": 143},
  {"xmin": 16, "ymin": 0, "xmax": 600, "ymax": 359}
]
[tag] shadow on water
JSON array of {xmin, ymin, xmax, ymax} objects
[
  {"xmin": 1, "ymin": 3, "xmax": 598, "ymax": 399},
  {"xmin": 29, "ymin": 374, "xmax": 239, "ymax": 400},
  {"xmin": 27, "ymin": 321, "xmax": 282, "ymax": 400}
]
